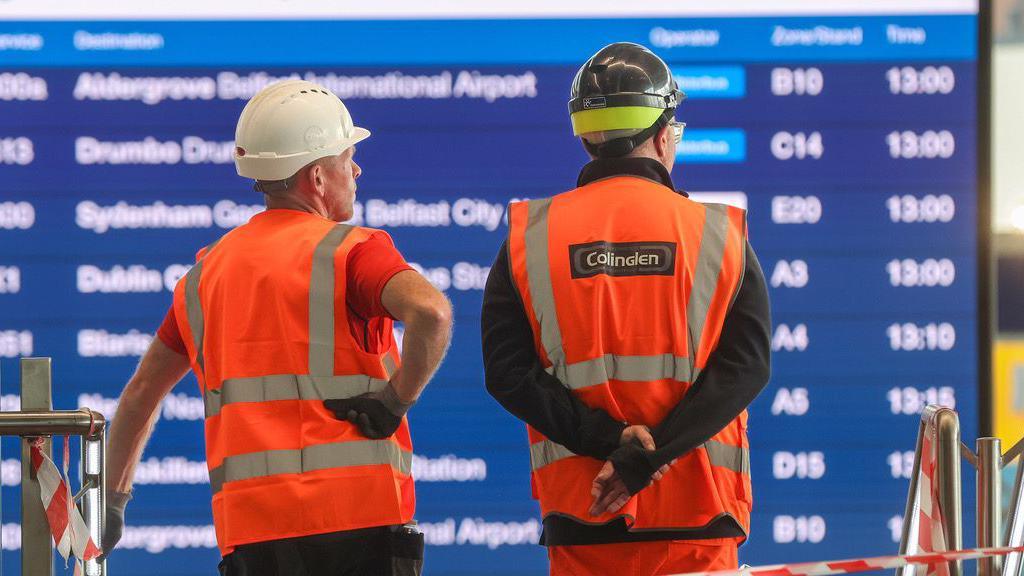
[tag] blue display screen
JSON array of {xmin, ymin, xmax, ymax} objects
[{"xmin": 0, "ymin": 10, "xmax": 982, "ymax": 575}]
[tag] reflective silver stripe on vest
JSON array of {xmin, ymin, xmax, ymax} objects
[
  {"xmin": 547, "ymin": 353, "xmax": 694, "ymax": 390},
  {"xmin": 703, "ymin": 440, "xmax": 749, "ymax": 475},
  {"xmin": 519, "ymin": 200, "xmax": 734, "ymax": 391},
  {"xmin": 529, "ymin": 439, "xmax": 577, "ymax": 471},
  {"xmin": 183, "ymin": 239, "xmax": 222, "ymax": 376},
  {"xmin": 184, "ymin": 262, "xmax": 206, "ymax": 372},
  {"xmin": 528, "ymin": 438, "xmax": 750, "ymax": 476},
  {"xmin": 686, "ymin": 204, "xmax": 730, "ymax": 382},
  {"xmin": 204, "ymin": 373, "xmax": 388, "ymax": 419},
  {"xmin": 209, "ymin": 439, "xmax": 412, "ymax": 495},
  {"xmin": 383, "ymin": 352, "xmax": 398, "ymax": 380},
  {"xmin": 309, "ymin": 225, "xmax": 354, "ymax": 376},
  {"xmin": 522, "ymin": 199, "xmax": 566, "ymax": 368}
]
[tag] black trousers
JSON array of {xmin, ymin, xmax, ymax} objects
[{"xmin": 218, "ymin": 525, "xmax": 424, "ymax": 576}]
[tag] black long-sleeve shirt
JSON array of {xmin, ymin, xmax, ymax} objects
[{"xmin": 481, "ymin": 157, "xmax": 772, "ymax": 546}]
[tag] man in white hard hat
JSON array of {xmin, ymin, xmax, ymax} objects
[{"xmin": 101, "ymin": 79, "xmax": 452, "ymax": 575}]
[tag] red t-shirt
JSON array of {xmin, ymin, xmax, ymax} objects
[{"xmin": 158, "ymin": 230, "xmax": 411, "ymax": 356}]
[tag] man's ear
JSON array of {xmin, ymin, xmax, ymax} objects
[
  {"xmin": 580, "ymin": 138, "xmax": 598, "ymax": 160},
  {"xmin": 307, "ymin": 163, "xmax": 325, "ymax": 196},
  {"xmin": 653, "ymin": 123, "xmax": 673, "ymax": 161}
]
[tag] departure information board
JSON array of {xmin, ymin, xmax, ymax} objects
[{"xmin": 0, "ymin": 2, "xmax": 986, "ymax": 574}]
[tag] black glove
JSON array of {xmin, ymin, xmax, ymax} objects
[
  {"xmin": 607, "ymin": 444, "xmax": 659, "ymax": 495},
  {"xmin": 324, "ymin": 383, "xmax": 415, "ymax": 439},
  {"xmin": 99, "ymin": 489, "xmax": 132, "ymax": 560}
]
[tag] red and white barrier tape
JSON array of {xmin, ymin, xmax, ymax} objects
[
  {"xmin": 30, "ymin": 436, "xmax": 101, "ymax": 575},
  {"xmin": 672, "ymin": 545, "xmax": 1024, "ymax": 576},
  {"xmin": 917, "ymin": 421, "xmax": 948, "ymax": 576}
]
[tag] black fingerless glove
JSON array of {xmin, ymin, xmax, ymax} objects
[
  {"xmin": 608, "ymin": 444, "xmax": 658, "ymax": 495},
  {"xmin": 324, "ymin": 383, "xmax": 415, "ymax": 439}
]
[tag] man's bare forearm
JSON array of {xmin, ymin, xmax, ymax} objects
[
  {"xmin": 381, "ymin": 269, "xmax": 453, "ymax": 403},
  {"xmin": 106, "ymin": 338, "xmax": 191, "ymax": 493},
  {"xmin": 390, "ymin": 299, "xmax": 452, "ymax": 403},
  {"xmin": 107, "ymin": 385, "xmax": 162, "ymax": 492}
]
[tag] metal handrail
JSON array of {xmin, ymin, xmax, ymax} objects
[
  {"xmin": 0, "ymin": 409, "xmax": 103, "ymax": 435},
  {"xmin": 2, "ymin": 358, "xmax": 107, "ymax": 576}
]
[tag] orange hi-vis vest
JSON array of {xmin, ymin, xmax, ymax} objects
[
  {"xmin": 507, "ymin": 176, "xmax": 751, "ymax": 536},
  {"xmin": 171, "ymin": 210, "xmax": 413, "ymax": 556}
]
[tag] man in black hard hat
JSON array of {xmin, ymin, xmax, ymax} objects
[
  {"xmin": 481, "ymin": 42, "xmax": 772, "ymax": 574},
  {"xmin": 568, "ymin": 42, "xmax": 684, "ymax": 158}
]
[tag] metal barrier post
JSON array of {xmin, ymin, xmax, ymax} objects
[
  {"xmin": 20, "ymin": 357, "xmax": 53, "ymax": 576},
  {"xmin": 80, "ymin": 424, "xmax": 105, "ymax": 576},
  {"xmin": 897, "ymin": 406, "xmax": 962, "ymax": 576},
  {"xmin": 1004, "ymin": 450, "xmax": 1024, "ymax": 576},
  {"xmin": 978, "ymin": 437, "xmax": 1003, "ymax": 576},
  {"xmin": 936, "ymin": 408, "xmax": 963, "ymax": 557}
]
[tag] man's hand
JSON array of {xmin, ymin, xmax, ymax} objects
[
  {"xmin": 99, "ymin": 490, "xmax": 131, "ymax": 560},
  {"xmin": 589, "ymin": 461, "xmax": 630, "ymax": 516},
  {"xmin": 618, "ymin": 425, "xmax": 668, "ymax": 482},
  {"xmin": 589, "ymin": 430, "xmax": 671, "ymax": 516},
  {"xmin": 620, "ymin": 424, "xmax": 656, "ymax": 450},
  {"xmin": 324, "ymin": 383, "xmax": 415, "ymax": 439}
]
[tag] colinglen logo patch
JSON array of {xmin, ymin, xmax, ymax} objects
[{"xmin": 569, "ymin": 241, "xmax": 676, "ymax": 279}]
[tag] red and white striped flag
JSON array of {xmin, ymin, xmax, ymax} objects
[{"xmin": 29, "ymin": 437, "xmax": 101, "ymax": 574}]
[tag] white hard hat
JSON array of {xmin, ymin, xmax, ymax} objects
[{"xmin": 233, "ymin": 80, "xmax": 370, "ymax": 182}]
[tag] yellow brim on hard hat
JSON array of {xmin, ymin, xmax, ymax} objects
[{"xmin": 570, "ymin": 106, "xmax": 664, "ymax": 136}]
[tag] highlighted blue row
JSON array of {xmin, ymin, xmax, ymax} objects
[
  {"xmin": 0, "ymin": 15, "xmax": 976, "ymax": 66},
  {"xmin": 677, "ymin": 129, "xmax": 747, "ymax": 163},
  {"xmin": 673, "ymin": 66, "xmax": 747, "ymax": 99}
]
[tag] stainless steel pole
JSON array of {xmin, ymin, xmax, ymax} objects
[
  {"xmin": 79, "ymin": 423, "xmax": 106, "ymax": 576},
  {"xmin": 897, "ymin": 407, "xmax": 962, "ymax": 576},
  {"xmin": 1005, "ymin": 456, "xmax": 1024, "ymax": 576},
  {"xmin": 20, "ymin": 358, "xmax": 53, "ymax": 576},
  {"xmin": 978, "ymin": 437, "xmax": 1003, "ymax": 576},
  {"xmin": 936, "ymin": 408, "xmax": 963, "ymax": 576}
]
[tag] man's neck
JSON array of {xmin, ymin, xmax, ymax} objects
[
  {"xmin": 264, "ymin": 193, "xmax": 327, "ymax": 218},
  {"xmin": 577, "ymin": 156, "xmax": 676, "ymax": 191}
]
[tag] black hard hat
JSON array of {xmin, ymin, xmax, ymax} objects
[{"xmin": 568, "ymin": 42, "xmax": 685, "ymax": 157}]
